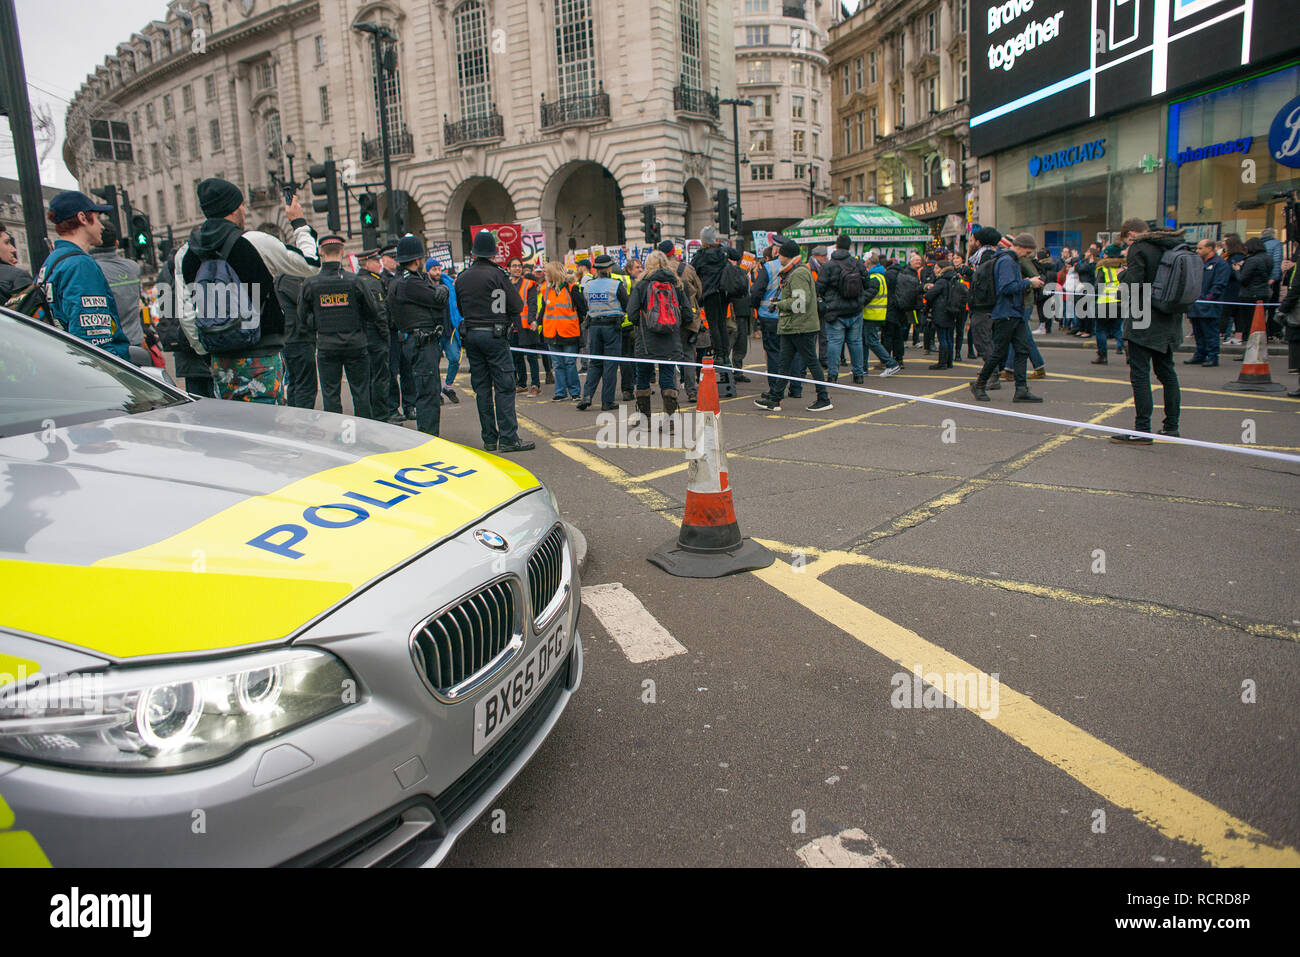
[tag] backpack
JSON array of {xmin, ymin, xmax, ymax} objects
[
  {"xmin": 722, "ymin": 262, "xmax": 748, "ymax": 300},
  {"xmin": 971, "ymin": 254, "xmax": 998, "ymax": 309},
  {"xmin": 838, "ymin": 260, "xmax": 863, "ymax": 303},
  {"xmin": 645, "ymin": 279, "xmax": 680, "ymax": 332},
  {"xmin": 946, "ymin": 275, "xmax": 969, "ymax": 318},
  {"xmin": 1150, "ymin": 242, "xmax": 1201, "ymax": 313},
  {"xmin": 890, "ymin": 269, "xmax": 920, "ymax": 311},
  {"xmin": 192, "ymin": 231, "xmax": 261, "ymax": 354},
  {"xmin": 5, "ymin": 246, "xmax": 86, "ymax": 327}
]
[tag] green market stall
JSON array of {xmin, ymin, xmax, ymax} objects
[{"xmin": 783, "ymin": 204, "xmax": 931, "ymax": 261}]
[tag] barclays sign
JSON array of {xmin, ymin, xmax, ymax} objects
[{"xmin": 1028, "ymin": 138, "xmax": 1106, "ymax": 177}]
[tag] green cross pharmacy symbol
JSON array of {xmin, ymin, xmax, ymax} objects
[{"xmin": 1139, "ymin": 154, "xmax": 1161, "ymax": 173}]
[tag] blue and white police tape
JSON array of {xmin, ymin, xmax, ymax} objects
[{"xmin": 509, "ymin": 346, "xmax": 1300, "ymax": 465}]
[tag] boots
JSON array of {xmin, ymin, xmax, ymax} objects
[
  {"xmin": 661, "ymin": 389, "xmax": 679, "ymax": 433},
  {"xmin": 969, "ymin": 380, "xmax": 990, "ymax": 402},
  {"xmin": 633, "ymin": 389, "xmax": 653, "ymax": 426}
]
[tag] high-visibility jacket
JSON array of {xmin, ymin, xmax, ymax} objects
[
  {"xmin": 863, "ymin": 272, "xmax": 888, "ymax": 322},
  {"xmin": 1097, "ymin": 264, "xmax": 1121, "ymax": 304},
  {"xmin": 541, "ymin": 282, "xmax": 580, "ymax": 339},
  {"xmin": 615, "ymin": 272, "xmax": 634, "ymax": 327},
  {"xmin": 514, "ymin": 277, "xmax": 537, "ymax": 329}
]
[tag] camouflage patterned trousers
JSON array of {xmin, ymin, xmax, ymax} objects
[{"xmin": 211, "ymin": 353, "xmax": 286, "ymax": 405}]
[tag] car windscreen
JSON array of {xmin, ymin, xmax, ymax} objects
[{"xmin": 0, "ymin": 310, "xmax": 189, "ymax": 438}]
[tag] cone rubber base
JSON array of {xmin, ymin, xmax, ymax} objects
[
  {"xmin": 1224, "ymin": 380, "xmax": 1285, "ymax": 392},
  {"xmin": 648, "ymin": 536, "xmax": 775, "ymax": 579}
]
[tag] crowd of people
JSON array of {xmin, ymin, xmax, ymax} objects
[{"xmin": 10, "ymin": 182, "xmax": 1300, "ymax": 453}]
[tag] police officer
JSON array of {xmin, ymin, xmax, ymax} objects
[
  {"xmin": 298, "ymin": 236, "xmax": 378, "ymax": 418},
  {"xmin": 388, "ymin": 234, "xmax": 449, "ymax": 436},
  {"xmin": 453, "ymin": 230, "xmax": 535, "ymax": 453},
  {"xmin": 276, "ymin": 271, "xmax": 315, "ymax": 408},
  {"xmin": 357, "ymin": 249, "xmax": 391, "ymax": 421},
  {"xmin": 381, "ymin": 244, "xmax": 413, "ymax": 421},
  {"xmin": 577, "ymin": 253, "xmax": 629, "ymax": 411}
]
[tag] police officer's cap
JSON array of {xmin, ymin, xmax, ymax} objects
[
  {"xmin": 319, "ymin": 235, "xmax": 346, "ymax": 247},
  {"xmin": 592, "ymin": 253, "xmax": 614, "ymax": 268},
  {"xmin": 359, "ymin": 247, "xmax": 382, "ymax": 261},
  {"xmin": 394, "ymin": 233, "xmax": 424, "ymax": 262},
  {"xmin": 471, "ymin": 230, "xmax": 497, "ymax": 259},
  {"xmin": 381, "ymin": 244, "xmax": 398, "ymax": 258}
]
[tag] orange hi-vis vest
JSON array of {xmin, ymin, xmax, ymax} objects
[
  {"xmin": 515, "ymin": 277, "xmax": 536, "ymax": 329},
  {"xmin": 542, "ymin": 283, "xmax": 580, "ymax": 339}
]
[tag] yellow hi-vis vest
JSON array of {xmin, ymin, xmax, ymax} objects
[
  {"xmin": 1097, "ymin": 264, "xmax": 1121, "ymax": 304},
  {"xmin": 863, "ymin": 272, "xmax": 888, "ymax": 322}
]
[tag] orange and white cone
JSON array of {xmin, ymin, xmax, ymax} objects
[
  {"xmin": 649, "ymin": 358, "xmax": 774, "ymax": 578},
  {"xmin": 1225, "ymin": 301, "xmax": 1284, "ymax": 392}
]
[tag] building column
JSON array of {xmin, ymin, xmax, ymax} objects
[
  {"xmin": 232, "ymin": 66, "xmax": 255, "ymax": 191},
  {"xmin": 939, "ymin": 0, "xmax": 954, "ymax": 111}
]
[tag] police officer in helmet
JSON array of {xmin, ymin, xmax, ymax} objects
[
  {"xmin": 453, "ymin": 230, "xmax": 534, "ymax": 452},
  {"xmin": 388, "ymin": 233, "xmax": 449, "ymax": 436},
  {"xmin": 356, "ymin": 248, "xmax": 391, "ymax": 421},
  {"xmin": 298, "ymin": 235, "xmax": 380, "ymax": 418}
]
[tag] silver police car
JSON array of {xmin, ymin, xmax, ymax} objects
[{"xmin": 0, "ymin": 307, "xmax": 582, "ymax": 867}]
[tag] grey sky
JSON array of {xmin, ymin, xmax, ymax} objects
[{"xmin": 1, "ymin": 0, "xmax": 170, "ymax": 189}]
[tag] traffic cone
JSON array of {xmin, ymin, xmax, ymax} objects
[
  {"xmin": 1224, "ymin": 301, "xmax": 1285, "ymax": 392},
  {"xmin": 649, "ymin": 358, "xmax": 774, "ymax": 578}
]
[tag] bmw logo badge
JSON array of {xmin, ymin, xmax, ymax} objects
[{"xmin": 475, "ymin": 529, "xmax": 508, "ymax": 551}]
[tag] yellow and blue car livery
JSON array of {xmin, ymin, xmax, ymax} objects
[{"xmin": 0, "ymin": 370, "xmax": 582, "ymax": 867}]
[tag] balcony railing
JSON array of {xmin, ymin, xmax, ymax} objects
[
  {"xmin": 444, "ymin": 111, "xmax": 505, "ymax": 149},
  {"xmin": 361, "ymin": 126, "xmax": 414, "ymax": 162},
  {"xmin": 673, "ymin": 83, "xmax": 720, "ymax": 120},
  {"xmin": 540, "ymin": 83, "xmax": 610, "ymax": 131}
]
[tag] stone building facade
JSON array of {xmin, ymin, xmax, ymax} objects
[
  {"xmin": 64, "ymin": 0, "xmax": 737, "ymax": 259},
  {"xmin": 732, "ymin": 0, "xmax": 833, "ymax": 234},
  {"xmin": 826, "ymin": 0, "xmax": 971, "ymax": 245}
]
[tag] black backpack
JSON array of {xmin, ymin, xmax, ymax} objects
[
  {"xmin": 971, "ymin": 254, "xmax": 998, "ymax": 309},
  {"xmin": 5, "ymin": 246, "xmax": 86, "ymax": 327},
  {"xmin": 838, "ymin": 260, "xmax": 863, "ymax": 303},
  {"xmin": 722, "ymin": 261, "xmax": 748, "ymax": 300},
  {"xmin": 891, "ymin": 269, "xmax": 920, "ymax": 311}
]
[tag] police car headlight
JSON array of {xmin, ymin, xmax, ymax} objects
[
  {"xmin": 0, "ymin": 649, "xmax": 355, "ymax": 772},
  {"xmin": 539, "ymin": 481, "xmax": 561, "ymax": 517}
]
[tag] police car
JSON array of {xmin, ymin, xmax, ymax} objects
[{"xmin": 0, "ymin": 306, "xmax": 581, "ymax": 866}]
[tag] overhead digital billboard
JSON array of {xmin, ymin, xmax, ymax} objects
[{"xmin": 970, "ymin": 0, "xmax": 1300, "ymax": 156}]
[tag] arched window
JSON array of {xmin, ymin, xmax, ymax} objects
[
  {"xmin": 264, "ymin": 109, "xmax": 282, "ymax": 161},
  {"xmin": 455, "ymin": 1, "xmax": 492, "ymax": 119},
  {"xmin": 923, "ymin": 153, "xmax": 944, "ymax": 198},
  {"xmin": 679, "ymin": 0, "xmax": 702, "ymax": 90},
  {"xmin": 371, "ymin": 44, "xmax": 404, "ymax": 143},
  {"xmin": 555, "ymin": 0, "xmax": 595, "ymax": 100}
]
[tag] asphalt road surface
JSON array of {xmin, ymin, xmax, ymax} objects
[{"xmin": 363, "ymin": 335, "xmax": 1299, "ymax": 867}]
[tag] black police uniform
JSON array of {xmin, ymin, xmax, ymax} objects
[
  {"xmin": 453, "ymin": 257, "xmax": 527, "ymax": 450},
  {"xmin": 389, "ymin": 266, "xmax": 449, "ymax": 436},
  {"xmin": 277, "ymin": 273, "xmax": 315, "ymax": 409},
  {"xmin": 298, "ymin": 262, "xmax": 380, "ymax": 418},
  {"xmin": 382, "ymin": 266, "xmax": 414, "ymax": 419},
  {"xmin": 357, "ymin": 269, "xmax": 390, "ymax": 421}
]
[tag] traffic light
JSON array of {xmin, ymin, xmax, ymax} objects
[
  {"xmin": 640, "ymin": 204, "xmax": 660, "ymax": 246},
  {"xmin": 388, "ymin": 189, "xmax": 409, "ymax": 239},
  {"xmin": 308, "ymin": 160, "xmax": 340, "ymax": 232},
  {"xmin": 131, "ymin": 212, "xmax": 155, "ymax": 266},
  {"xmin": 91, "ymin": 184, "xmax": 120, "ymax": 237},
  {"xmin": 358, "ymin": 191, "xmax": 378, "ymax": 251},
  {"xmin": 713, "ymin": 189, "xmax": 730, "ymax": 233}
]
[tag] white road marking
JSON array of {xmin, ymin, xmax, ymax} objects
[
  {"xmin": 580, "ymin": 583, "xmax": 687, "ymax": 663},
  {"xmin": 796, "ymin": 829, "xmax": 903, "ymax": 868}
]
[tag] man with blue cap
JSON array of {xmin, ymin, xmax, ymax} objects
[{"xmin": 38, "ymin": 191, "xmax": 130, "ymax": 359}]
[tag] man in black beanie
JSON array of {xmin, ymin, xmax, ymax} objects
[
  {"xmin": 454, "ymin": 229, "xmax": 533, "ymax": 452},
  {"xmin": 965, "ymin": 226, "xmax": 1002, "ymax": 372},
  {"xmin": 174, "ymin": 177, "xmax": 320, "ymax": 404}
]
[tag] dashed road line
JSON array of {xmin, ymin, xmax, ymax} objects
[{"xmin": 580, "ymin": 582, "xmax": 687, "ymax": 663}]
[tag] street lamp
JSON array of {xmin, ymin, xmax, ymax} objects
[
  {"xmin": 283, "ymin": 134, "xmax": 296, "ymax": 186},
  {"xmin": 720, "ymin": 97, "xmax": 753, "ymax": 250},
  {"xmin": 809, "ymin": 165, "xmax": 818, "ymax": 217}
]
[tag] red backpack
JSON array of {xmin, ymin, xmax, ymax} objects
[{"xmin": 646, "ymin": 279, "xmax": 680, "ymax": 332}]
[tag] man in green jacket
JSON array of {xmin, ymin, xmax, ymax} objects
[{"xmin": 754, "ymin": 239, "xmax": 833, "ymax": 412}]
